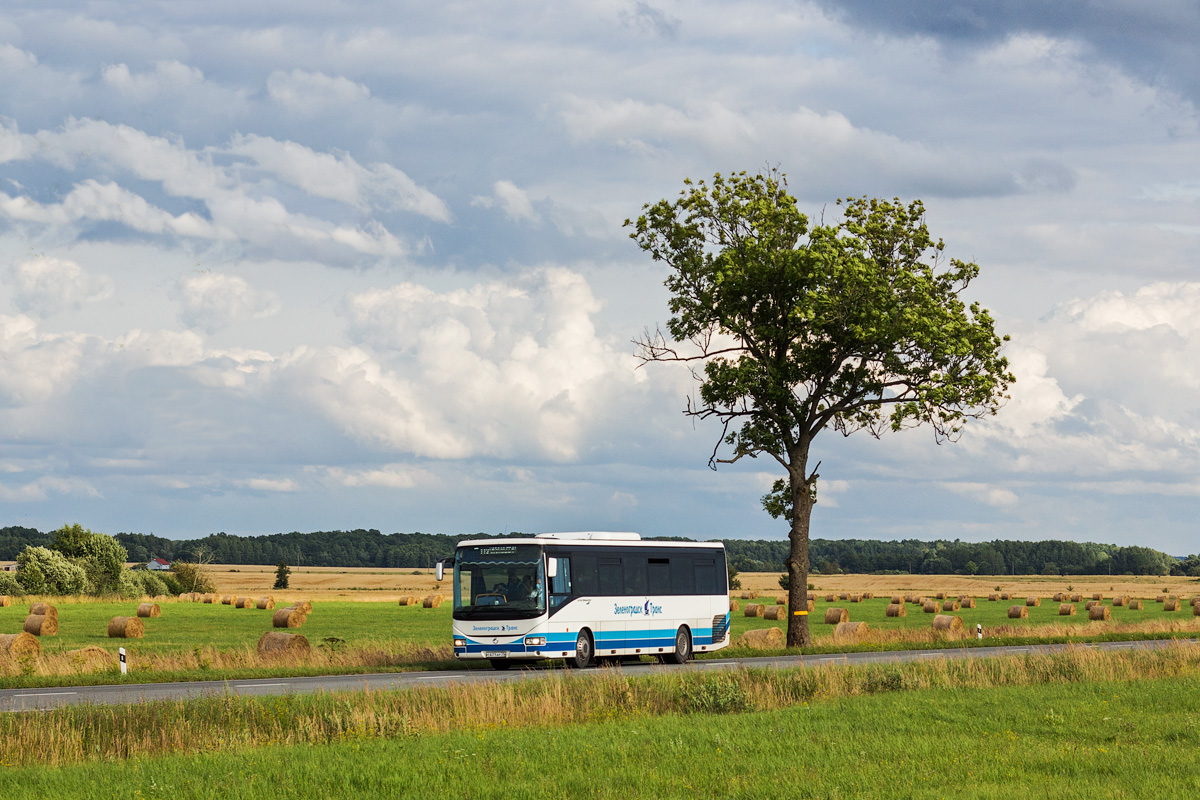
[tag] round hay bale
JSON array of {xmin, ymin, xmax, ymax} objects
[
  {"xmin": 824, "ymin": 607, "xmax": 849, "ymax": 624},
  {"xmin": 988, "ymin": 593, "xmax": 999, "ymax": 601},
  {"xmin": 1052, "ymin": 592, "xmax": 1064, "ymax": 602},
  {"xmin": 885, "ymin": 603, "xmax": 906, "ymax": 617},
  {"xmin": 923, "ymin": 601, "xmax": 940, "ymax": 614},
  {"xmin": 1093, "ymin": 593, "xmax": 1104, "ymax": 601},
  {"xmin": 776, "ymin": 596, "xmax": 787, "ymax": 605},
  {"xmin": 0, "ymin": 632, "xmax": 40, "ymax": 656},
  {"xmin": 272, "ymin": 607, "xmax": 306, "ymax": 628},
  {"xmin": 136, "ymin": 603, "xmax": 161, "ymax": 618},
  {"xmin": 0, "ymin": 595, "xmax": 10, "ymax": 607},
  {"xmin": 824, "ymin": 593, "xmax": 836, "ymax": 602},
  {"xmin": 729, "ymin": 598, "xmax": 739, "ymax": 612},
  {"xmin": 422, "ymin": 595, "xmax": 443, "ymax": 609},
  {"xmin": 24, "ymin": 614, "xmax": 57, "ymax": 636},
  {"xmin": 202, "ymin": 594, "xmax": 216, "ymax": 604},
  {"xmin": 238, "ymin": 597, "xmax": 256, "ymax": 608},
  {"xmin": 905, "ymin": 594, "xmax": 919, "ymax": 604},
  {"xmin": 1025, "ymin": 596, "xmax": 1041, "ymax": 607},
  {"xmin": 834, "ymin": 621, "xmax": 868, "ymax": 640},
  {"xmin": 67, "ymin": 646, "xmax": 115, "ymax": 670},
  {"xmin": 863, "ymin": 592, "xmax": 875, "ymax": 600},
  {"xmin": 1112, "ymin": 595, "xmax": 1123, "ymax": 607},
  {"xmin": 178, "ymin": 592, "xmax": 188, "ymax": 599},
  {"xmin": 838, "ymin": 592, "xmax": 849, "ymax": 600},
  {"xmin": 936, "ymin": 592, "xmax": 947, "ymax": 600},
  {"xmin": 398, "ymin": 595, "xmax": 417, "ymax": 606},
  {"xmin": 943, "ymin": 600, "xmax": 960, "ymax": 612},
  {"xmin": 1127, "ymin": 598, "xmax": 1143, "ymax": 610},
  {"xmin": 959, "ymin": 597, "xmax": 977, "ymax": 609},
  {"xmin": 740, "ymin": 591, "xmax": 751, "ymax": 600},
  {"xmin": 256, "ymin": 597, "xmax": 275, "ymax": 610},
  {"xmin": 764, "ymin": 605, "xmax": 788, "ymax": 621},
  {"xmin": 221, "ymin": 595, "xmax": 233, "ymax": 605},
  {"xmin": 1071, "ymin": 594, "xmax": 1083, "ymax": 602},
  {"xmin": 1085, "ymin": 600, "xmax": 1098, "ymax": 610},
  {"xmin": 932, "ymin": 614, "xmax": 963, "ymax": 633},
  {"xmin": 1007, "ymin": 605, "xmax": 1028, "ymax": 619},
  {"xmin": 1163, "ymin": 598, "xmax": 1181, "ymax": 612},
  {"xmin": 849, "ymin": 594, "xmax": 862, "ymax": 603},
  {"xmin": 299, "ymin": 600, "xmax": 313, "ymax": 614},
  {"xmin": 891, "ymin": 595, "xmax": 903, "ymax": 605},
  {"xmin": 1155, "ymin": 595, "xmax": 1165, "ymax": 603},
  {"xmin": 737, "ymin": 626, "xmax": 785, "ymax": 650},
  {"xmin": 107, "ymin": 616, "xmax": 144, "ymax": 638},
  {"xmin": 1194, "ymin": 603, "xmax": 1200, "ymax": 617},
  {"xmin": 1000, "ymin": 592, "xmax": 1011, "ymax": 600},
  {"xmin": 1058, "ymin": 603, "xmax": 1076, "ymax": 616},
  {"xmin": 29, "ymin": 603, "xmax": 57, "ymax": 619},
  {"xmin": 257, "ymin": 631, "xmax": 310, "ymax": 658},
  {"xmin": 805, "ymin": 598, "xmax": 815, "ymax": 613},
  {"xmin": 744, "ymin": 604, "xmax": 764, "ymax": 617},
  {"xmin": 1088, "ymin": 605, "xmax": 1112, "ymax": 621}
]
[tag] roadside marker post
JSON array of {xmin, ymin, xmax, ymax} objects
[
  {"xmin": 977, "ymin": 623, "xmax": 982, "ymax": 641},
  {"xmin": 119, "ymin": 647, "xmax": 127, "ymax": 675}
]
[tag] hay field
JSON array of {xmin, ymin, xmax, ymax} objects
[
  {"xmin": 738, "ymin": 571, "xmax": 1200, "ymax": 599},
  {"xmin": 204, "ymin": 564, "xmax": 444, "ymax": 599}
]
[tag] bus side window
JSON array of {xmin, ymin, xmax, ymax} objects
[
  {"xmin": 598, "ymin": 557, "xmax": 623, "ymax": 595},
  {"xmin": 671, "ymin": 557, "xmax": 695, "ymax": 595},
  {"xmin": 623, "ymin": 556, "xmax": 647, "ymax": 595},
  {"xmin": 574, "ymin": 554, "xmax": 598, "ymax": 595},
  {"xmin": 549, "ymin": 557, "xmax": 572, "ymax": 607},
  {"xmin": 648, "ymin": 558, "xmax": 670, "ymax": 593},
  {"xmin": 694, "ymin": 558, "xmax": 717, "ymax": 595}
]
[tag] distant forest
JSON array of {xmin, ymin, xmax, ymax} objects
[{"xmin": 2, "ymin": 525, "xmax": 1196, "ymax": 577}]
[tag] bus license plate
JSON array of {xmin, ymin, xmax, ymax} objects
[{"xmin": 483, "ymin": 651, "xmax": 507, "ymax": 658}]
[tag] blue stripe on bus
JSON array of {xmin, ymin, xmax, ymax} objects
[{"xmin": 456, "ymin": 622, "xmax": 726, "ymax": 656}]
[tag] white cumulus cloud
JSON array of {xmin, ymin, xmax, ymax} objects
[
  {"xmin": 7, "ymin": 256, "xmax": 114, "ymax": 317},
  {"xmin": 173, "ymin": 272, "xmax": 282, "ymax": 333}
]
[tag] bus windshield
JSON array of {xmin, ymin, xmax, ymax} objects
[{"xmin": 453, "ymin": 543, "xmax": 546, "ymax": 620}]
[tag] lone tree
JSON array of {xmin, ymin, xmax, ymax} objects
[
  {"xmin": 274, "ymin": 561, "xmax": 291, "ymax": 590},
  {"xmin": 627, "ymin": 170, "xmax": 1013, "ymax": 647}
]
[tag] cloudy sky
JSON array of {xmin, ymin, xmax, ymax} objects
[{"xmin": 1, "ymin": 1, "xmax": 1198, "ymax": 553}]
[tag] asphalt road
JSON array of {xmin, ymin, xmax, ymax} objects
[{"xmin": 1, "ymin": 637, "xmax": 1187, "ymax": 712}]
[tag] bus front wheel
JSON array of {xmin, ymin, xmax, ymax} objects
[
  {"xmin": 571, "ymin": 630, "xmax": 594, "ymax": 669},
  {"xmin": 669, "ymin": 626, "xmax": 692, "ymax": 665}
]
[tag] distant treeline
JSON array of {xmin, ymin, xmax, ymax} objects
[{"xmin": 1, "ymin": 526, "xmax": 1195, "ymax": 577}]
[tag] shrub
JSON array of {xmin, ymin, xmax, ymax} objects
[
  {"xmin": 16, "ymin": 546, "xmax": 88, "ymax": 595},
  {"xmin": 0, "ymin": 571, "xmax": 24, "ymax": 596},
  {"xmin": 171, "ymin": 561, "xmax": 215, "ymax": 593},
  {"xmin": 49, "ymin": 524, "xmax": 128, "ymax": 595}
]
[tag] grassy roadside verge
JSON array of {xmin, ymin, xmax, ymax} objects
[
  {"xmin": 2, "ymin": 649, "xmax": 1198, "ymax": 798},
  {"xmin": 3, "ymin": 641, "xmax": 1199, "ymax": 768}
]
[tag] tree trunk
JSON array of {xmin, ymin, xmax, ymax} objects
[{"xmin": 785, "ymin": 447, "xmax": 813, "ymax": 647}]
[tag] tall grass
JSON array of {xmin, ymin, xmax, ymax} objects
[{"xmin": 2, "ymin": 641, "xmax": 1199, "ymax": 768}]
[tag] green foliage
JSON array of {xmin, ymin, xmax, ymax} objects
[
  {"xmin": 170, "ymin": 562, "xmax": 216, "ymax": 593},
  {"xmin": 16, "ymin": 546, "xmax": 89, "ymax": 595},
  {"xmin": 726, "ymin": 561, "xmax": 740, "ymax": 590},
  {"xmin": 50, "ymin": 524, "xmax": 128, "ymax": 595},
  {"xmin": 274, "ymin": 561, "xmax": 291, "ymax": 590},
  {"xmin": 0, "ymin": 571, "xmax": 24, "ymax": 596},
  {"xmin": 778, "ymin": 573, "xmax": 790, "ymax": 590}
]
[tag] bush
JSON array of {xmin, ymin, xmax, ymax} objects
[
  {"xmin": 171, "ymin": 562, "xmax": 215, "ymax": 593},
  {"xmin": 0, "ymin": 571, "xmax": 24, "ymax": 596},
  {"xmin": 50, "ymin": 524, "xmax": 128, "ymax": 595},
  {"xmin": 17, "ymin": 546, "xmax": 89, "ymax": 595}
]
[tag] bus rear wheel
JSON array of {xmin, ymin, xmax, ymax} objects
[
  {"xmin": 571, "ymin": 630, "xmax": 594, "ymax": 669},
  {"xmin": 669, "ymin": 626, "xmax": 692, "ymax": 664}
]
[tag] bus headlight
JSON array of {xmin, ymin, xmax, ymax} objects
[
  {"xmin": 453, "ymin": 639, "xmax": 466, "ymax": 647},
  {"xmin": 524, "ymin": 636, "xmax": 546, "ymax": 646}
]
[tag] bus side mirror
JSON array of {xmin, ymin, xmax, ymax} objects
[
  {"xmin": 547, "ymin": 558, "xmax": 558, "ymax": 579},
  {"xmin": 436, "ymin": 558, "xmax": 452, "ymax": 582}
]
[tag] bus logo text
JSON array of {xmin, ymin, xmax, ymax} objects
[{"xmin": 614, "ymin": 600, "xmax": 662, "ymax": 616}]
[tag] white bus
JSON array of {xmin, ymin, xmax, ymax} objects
[{"xmin": 438, "ymin": 532, "xmax": 731, "ymax": 670}]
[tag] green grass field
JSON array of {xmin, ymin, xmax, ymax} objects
[{"xmin": 2, "ymin": 666, "xmax": 1197, "ymax": 798}]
